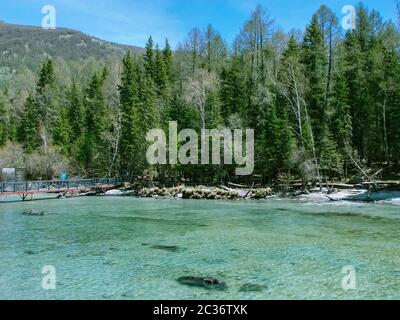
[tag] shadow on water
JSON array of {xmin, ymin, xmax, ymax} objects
[
  {"xmin": 98, "ymin": 215, "xmax": 209, "ymax": 228},
  {"xmin": 299, "ymin": 210, "xmax": 400, "ymax": 224},
  {"xmin": 252, "ymin": 205, "xmax": 400, "ymax": 224},
  {"xmin": 0, "ymin": 197, "xmax": 62, "ymax": 204}
]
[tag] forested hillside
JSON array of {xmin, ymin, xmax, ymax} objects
[
  {"xmin": 0, "ymin": 21, "xmax": 143, "ymax": 94},
  {"xmin": 1, "ymin": 4, "xmax": 400, "ymax": 185}
]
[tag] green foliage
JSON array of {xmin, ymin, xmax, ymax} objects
[
  {"xmin": 220, "ymin": 56, "xmax": 246, "ymax": 121},
  {"xmin": 118, "ymin": 52, "xmax": 139, "ymax": 178},
  {"xmin": 331, "ymin": 49, "xmax": 352, "ymax": 152},
  {"xmin": 67, "ymin": 80, "xmax": 85, "ymax": 141},
  {"xmin": 319, "ymin": 128, "xmax": 343, "ymax": 179},
  {"xmin": 0, "ymin": 95, "xmax": 7, "ymax": 146},
  {"xmin": 302, "ymin": 14, "xmax": 327, "ymax": 142},
  {"xmin": 154, "ymin": 45, "xmax": 169, "ymax": 98},
  {"xmin": 205, "ymin": 90, "xmax": 223, "ymax": 128},
  {"xmin": 144, "ymin": 37, "xmax": 155, "ymax": 79},
  {"xmin": 163, "ymin": 39, "xmax": 174, "ymax": 81},
  {"xmin": 52, "ymin": 106, "xmax": 71, "ymax": 154},
  {"xmin": 81, "ymin": 71, "xmax": 110, "ymax": 175},
  {"xmin": 17, "ymin": 94, "xmax": 40, "ymax": 153},
  {"xmin": 37, "ymin": 60, "xmax": 56, "ymax": 94}
]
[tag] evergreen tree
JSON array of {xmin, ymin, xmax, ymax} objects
[
  {"xmin": 137, "ymin": 72, "xmax": 158, "ymax": 132},
  {"xmin": 205, "ymin": 90, "xmax": 222, "ymax": 128},
  {"xmin": 319, "ymin": 127, "xmax": 343, "ymax": 179},
  {"xmin": 118, "ymin": 52, "xmax": 139, "ymax": 178},
  {"xmin": 274, "ymin": 112, "xmax": 296, "ymax": 176},
  {"xmin": 35, "ymin": 59, "xmax": 57, "ymax": 152},
  {"xmin": 18, "ymin": 94, "xmax": 40, "ymax": 153},
  {"xmin": 163, "ymin": 39, "xmax": 173, "ymax": 81},
  {"xmin": 53, "ymin": 106, "xmax": 71, "ymax": 154},
  {"xmin": 302, "ymin": 14, "xmax": 327, "ymax": 144},
  {"xmin": 259, "ymin": 101, "xmax": 280, "ymax": 178},
  {"xmin": 36, "ymin": 59, "xmax": 56, "ymax": 95},
  {"xmin": 144, "ymin": 36, "xmax": 155, "ymax": 79},
  {"xmin": 67, "ymin": 80, "xmax": 85, "ymax": 141},
  {"xmin": 383, "ymin": 45, "xmax": 400, "ymax": 162},
  {"xmin": 83, "ymin": 71, "xmax": 109, "ymax": 175},
  {"xmin": 331, "ymin": 48, "xmax": 352, "ymax": 153},
  {"xmin": 220, "ymin": 56, "xmax": 246, "ymax": 121},
  {"xmin": 154, "ymin": 45, "xmax": 168, "ymax": 98},
  {"xmin": 344, "ymin": 4, "xmax": 384, "ymax": 161},
  {"xmin": 130, "ymin": 71, "xmax": 159, "ymax": 175}
]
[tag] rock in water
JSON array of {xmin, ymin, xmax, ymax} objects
[
  {"xmin": 150, "ymin": 245, "xmax": 179, "ymax": 252},
  {"xmin": 21, "ymin": 209, "xmax": 48, "ymax": 216},
  {"xmin": 239, "ymin": 283, "xmax": 267, "ymax": 292},
  {"xmin": 177, "ymin": 276, "xmax": 227, "ymax": 290}
]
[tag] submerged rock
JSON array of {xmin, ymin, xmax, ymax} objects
[
  {"xmin": 177, "ymin": 276, "xmax": 227, "ymax": 290},
  {"xmin": 24, "ymin": 250, "xmax": 37, "ymax": 255},
  {"xmin": 239, "ymin": 283, "xmax": 267, "ymax": 292},
  {"xmin": 21, "ymin": 209, "xmax": 48, "ymax": 216},
  {"xmin": 150, "ymin": 245, "xmax": 180, "ymax": 252}
]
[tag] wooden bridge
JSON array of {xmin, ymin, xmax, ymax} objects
[{"xmin": 0, "ymin": 178, "xmax": 121, "ymax": 201}]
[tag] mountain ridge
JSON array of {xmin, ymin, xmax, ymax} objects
[{"xmin": 0, "ymin": 21, "xmax": 144, "ymax": 70}]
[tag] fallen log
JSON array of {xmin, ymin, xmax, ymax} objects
[
  {"xmin": 227, "ymin": 182, "xmax": 251, "ymax": 188},
  {"xmin": 346, "ymin": 151, "xmax": 380, "ymax": 190}
]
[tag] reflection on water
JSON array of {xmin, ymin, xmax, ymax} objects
[{"xmin": 0, "ymin": 196, "xmax": 400, "ymax": 300}]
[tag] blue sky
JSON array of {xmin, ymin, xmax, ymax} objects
[{"xmin": 0, "ymin": 0, "xmax": 398, "ymax": 48}]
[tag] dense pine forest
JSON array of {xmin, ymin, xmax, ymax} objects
[{"xmin": 1, "ymin": 4, "xmax": 400, "ymax": 185}]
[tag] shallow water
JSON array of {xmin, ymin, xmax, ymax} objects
[{"xmin": 0, "ymin": 196, "xmax": 400, "ymax": 300}]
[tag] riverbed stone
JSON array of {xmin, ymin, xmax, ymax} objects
[
  {"xmin": 21, "ymin": 209, "xmax": 48, "ymax": 216},
  {"xmin": 177, "ymin": 276, "xmax": 227, "ymax": 290},
  {"xmin": 239, "ymin": 283, "xmax": 267, "ymax": 292},
  {"xmin": 150, "ymin": 245, "xmax": 180, "ymax": 252}
]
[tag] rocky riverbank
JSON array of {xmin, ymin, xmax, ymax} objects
[
  {"xmin": 102, "ymin": 180, "xmax": 400, "ymax": 202},
  {"xmin": 138, "ymin": 186, "xmax": 273, "ymax": 200},
  {"xmin": 105, "ymin": 184, "xmax": 273, "ymax": 200}
]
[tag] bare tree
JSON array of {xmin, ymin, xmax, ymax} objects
[
  {"xmin": 281, "ymin": 62, "xmax": 305, "ymax": 150},
  {"xmin": 0, "ymin": 142, "xmax": 25, "ymax": 168},
  {"xmin": 184, "ymin": 27, "xmax": 204, "ymax": 78},
  {"xmin": 236, "ymin": 5, "xmax": 274, "ymax": 79},
  {"xmin": 280, "ymin": 61, "xmax": 322, "ymax": 188},
  {"xmin": 39, "ymin": 124, "xmax": 49, "ymax": 154},
  {"xmin": 103, "ymin": 59, "xmax": 122, "ymax": 177},
  {"xmin": 183, "ymin": 69, "xmax": 218, "ymax": 130},
  {"xmin": 204, "ymin": 24, "xmax": 227, "ymax": 73}
]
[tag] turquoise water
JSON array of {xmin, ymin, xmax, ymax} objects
[{"xmin": 1, "ymin": 196, "xmax": 400, "ymax": 300}]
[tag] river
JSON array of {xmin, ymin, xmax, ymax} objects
[{"xmin": 0, "ymin": 196, "xmax": 399, "ymax": 299}]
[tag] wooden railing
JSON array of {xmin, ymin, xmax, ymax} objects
[{"xmin": 0, "ymin": 178, "xmax": 121, "ymax": 194}]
